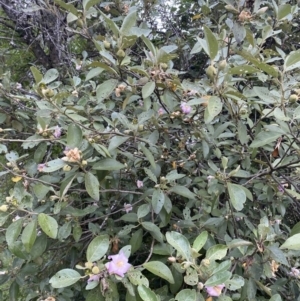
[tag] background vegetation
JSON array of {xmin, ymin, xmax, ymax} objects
[{"xmin": 1, "ymin": 0, "xmax": 300, "ymax": 300}]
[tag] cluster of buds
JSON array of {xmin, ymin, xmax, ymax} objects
[
  {"xmin": 62, "ymin": 147, "xmax": 82, "ymax": 162},
  {"xmin": 238, "ymin": 10, "xmax": 252, "ymax": 22},
  {"xmin": 115, "ymin": 84, "xmax": 127, "ymax": 97},
  {"xmin": 150, "ymin": 67, "xmax": 172, "ymax": 83}
]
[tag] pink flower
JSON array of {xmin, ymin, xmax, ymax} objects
[
  {"xmin": 124, "ymin": 203, "xmax": 133, "ymax": 213},
  {"xmin": 88, "ymin": 273, "xmax": 101, "ymax": 282},
  {"xmin": 158, "ymin": 108, "xmax": 166, "ymax": 115},
  {"xmin": 289, "ymin": 267, "xmax": 300, "ymax": 278},
  {"xmin": 37, "ymin": 163, "xmax": 46, "ymax": 172},
  {"xmin": 180, "ymin": 103, "xmax": 192, "ymax": 114},
  {"xmin": 53, "ymin": 126, "xmax": 61, "ymax": 138},
  {"xmin": 206, "ymin": 284, "xmax": 225, "ymax": 297},
  {"xmin": 105, "ymin": 251, "xmax": 132, "ymax": 277},
  {"xmin": 137, "ymin": 180, "xmax": 143, "ymax": 188}
]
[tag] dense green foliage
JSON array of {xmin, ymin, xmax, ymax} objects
[{"xmin": 2, "ymin": 0, "xmax": 300, "ymax": 300}]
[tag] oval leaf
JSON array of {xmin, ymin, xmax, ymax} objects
[
  {"xmin": 142, "ymin": 81, "xmax": 155, "ymax": 99},
  {"xmin": 143, "ymin": 261, "xmax": 174, "ymax": 284},
  {"xmin": 203, "ymin": 25, "xmax": 218, "ymax": 60},
  {"xmin": 67, "ymin": 124, "xmax": 82, "ymax": 148},
  {"xmin": 166, "ymin": 231, "xmax": 192, "ymax": 261},
  {"xmin": 49, "ymin": 269, "xmax": 81, "ymax": 288},
  {"xmin": 38, "ymin": 213, "xmax": 58, "ymax": 239},
  {"xmin": 85, "ymin": 172, "xmax": 100, "ymax": 201},
  {"xmin": 227, "ymin": 183, "xmax": 246, "ymax": 211},
  {"xmin": 86, "ymin": 234, "xmax": 110, "ymax": 262},
  {"xmin": 280, "ymin": 233, "xmax": 300, "ymax": 250}
]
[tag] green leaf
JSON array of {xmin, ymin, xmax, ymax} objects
[
  {"xmin": 233, "ymin": 22, "xmax": 246, "ymax": 44},
  {"xmin": 140, "ymin": 142, "xmax": 156, "ymax": 169},
  {"xmin": 237, "ymin": 50, "xmax": 278, "ymax": 77},
  {"xmin": 137, "ymin": 204, "xmax": 150, "ymax": 219},
  {"xmin": 144, "ymin": 167, "xmax": 157, "ymax": 183},
  {"xmin": 42, "ymin": 159, "xmax": 66, "ymax": 172},
  {"xmin": 291, "ymin": 221, "xmax": 300, "ymax": 236},
  {"xmin": 96, "ymin": 79, "xmax": 118, "ymax": 103},
  {"xmin": 6, "ymin": 218, "xmax": 23, "ymax": 247},
  {"xmin": 73, "ymin": 223, "xmax": 82, "ymax": 242},
  {"xmin": 21, "ymin": 219, "xmax": 37, "ymax": 252},
  {"xmin": 128, "ymin": 270, "xmax": 149, "ymax": 287},
  {"xmin": 225, "ymin": 275, "xmax": 245, "ymax": 291},
  {"xmin": 284, "ymin": 50, "xmax": 300, "ymax": 71},
  {"xmin": 33, "ymin": 183, "xmax": 50, "ymax": 199},
  {"xmin": 193, "ymin": 231, "xmax": 208, "ymax": 252},
  {"xmin": 277, "ymin": 4, "xmax": 291, "ymax": 20},
  {"xmin": 250, "ymin": 131, "xmax": 281, "ymax": 148},
  {"xmin": 43, "ymin": 68, "xmax": 59, "ymax": 84},
  {"xmin": 141, "ymin": 35, "xmax": 157, "ymax": 56},
  {"xmin": 55, "ymin": 0, "xmax": 78, "ymax": 16},
  {"xmin": 99, "ymin": 11, "xmax": 120, "ymax": 37},
  {"xmin": 205, "ymin": 96, "xmax": 223, "ymax": 124},
  {"xmin": 85, "ymin": 172, "xmax": 100, "ymax": 201},
  {"xmin": 86, "ymin": 235, "xmax": 110, "ymax": 262},
  {"xmin": 30, "ymin": 66, "xmax": 43, "ymax": 84},
  {"xmin": 143, "ymin": 261, "xmax": 174, "ymax": 284},
  {"xmin": 169, "ymin": 185, "xmax": 196, "ymax": 200},
  {"xmin": 83, "ymin": 0, "xmax": 101, "ymax": 11},
  {"xmin": 267, "ymin": 245, "xmax": 289, "ymax": 265},
  {"xmin": 108, "ymin": 136, "xmax": 129, "ymax": 152},
  {"xmin": 85, "ymin": 67, "xmax": 104, "ymax": 81},
  {"xmin": 227, "ymin": 183, "xmax": 246, "ymax": 211},
  {"xmin": 203, "ymin": 25, "xmax": 218, "ymax": 60},
  {"xmin": 206, "ymin": 244, "xmax": 228, "ymax": 260},
  {"xmin": 269, "ymin": 294, "xmax": 282, "ymax": 301},
  {"xmin": 205, "ymin": 271, "xmax": 232, "ymax": 287},
  {"xmin": 137, "ymin": 285, "xmax": 158, "ymax": 301},
  {"xmin": 60, "ymin": 174, "xmax": 76, "ymax": 200},
  {"xmin": 175, "ymin": 289, "xmax": 197, "ymax": 301},
  {"xmin": 93, "ymin": 158, "xmax": 125, "ymax": 170},
  {"xmin": 280, "ymin": 233, "xmax": 300, "ymax": 250},
  {"xmin": 238, "ymin": 121, "xmax": 248, "ymax": 145},
  {"xmin": 166, "ymin": 231, "xmax": 192, "ymax": 261},
  {"xmin": 227, "ymin": 239, "xmax": 253, "ymax": 249},
  {"xmin": 228, "ymin": 65, "xmax": 258, "ymax": 75},
  {"xmin": 67, "ymin": 123, "xmax": 82, "ymax": 148},
  {"xmin": 49, "ymin": 269, "xmax": 81, "ymax": 288},
  {"xmin": 38, "ymin": 213, "xmax": 58, "ymax": 239},
  {"xmin": 152, "ymin": 189, "xmax": 164, "ymax": 214},
  {"xmin": 142, "ymin": 82, "xmax": 155, "ymax": 99},
  {"xmin": 120, "ymin": 9, "xmax": 137, "ymax": 35},
  {"xmin": 58, "ymin": 221, "xmax": 72, "ymax": 241},
  {"xmin": 141, "ymin": 222, "xmax": 164, "ymax": 242}
]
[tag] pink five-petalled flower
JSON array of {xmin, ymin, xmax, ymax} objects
[
  {"xmin": 37, "ymin": 163, "xmax": 46, "ymax": 172},
  {"xmin": 206, "ymin": 284, "xmax": 225, "ymax": 297},
  {"xmin": 105, "ymin": 251, "xmax": 132, "ymax": 277},
  {"xmin": 53, "ymin": 126, "xmax": 61, "ymax": 138},
  {"xmin": 124, "ymin": 203, "xmax": 133, "ymax": 213},
  {"xmin": 180, "ymin": 103, "xmax": 192, "ymax": 114},
  {"xmin": 137, "ymin": 180, "xmax": 143, "ymax": 188}
]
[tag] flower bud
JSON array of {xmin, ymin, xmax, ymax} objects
[
  {"xmin": 85, "ymin": 262, "xmax": 93, "ymax": 269},
  {"xmin": 289, "ymin": 94, "xmax": 298, "ymax": 103},
  {"xmin": 256, "ymin": 7, "xmax": 268, "ymax": 15},
  {"xmin": 92, "ymin": 266, "xmax": 100, "ymax": 274},
  {"xmin": 0, "ymin": 204, "xmax": 8, "ymax": 212},
  {"xmin": 225, "ymin": 4, "xmax": 239, "ymax": 13},
  {"xmin": 218, "ymin": 60, "xmax": 227, "ymax": 71},
  {"xmin": 168, "ymin": 256, "xmax": 176, "ymax": 263},
  {"xmin": 117, "ymin": 49, "xmax": 126, "ymax": 58},
  {"xmin": 206, "ymin": 65, "xmax": 217, "ymax": 81},
  {"xmin": 197, "ymin": 282, "xmax": 204, "ymax": 290},
  {"xmin": 103, "ymin": 40, "xmax": 110, "ymax": 49},
  {"xmin": 63, "ymin": 165, "xmax": 72, "ymax": 172},
  {"xmin": 81, "ymin": 160, "xmax": 88, "ymax": 166}
]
